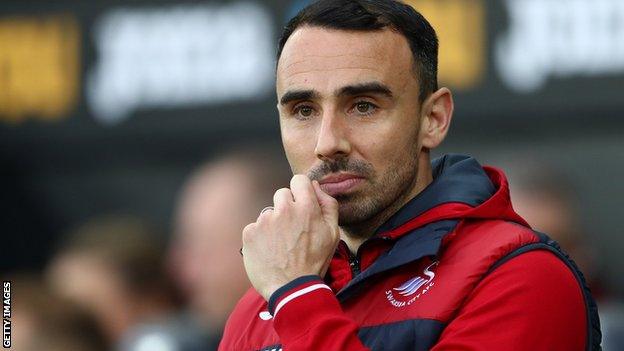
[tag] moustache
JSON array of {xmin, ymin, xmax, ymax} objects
[{"xmin": 307, "ymin": 158, "xmax": 374, "ymax": 181}]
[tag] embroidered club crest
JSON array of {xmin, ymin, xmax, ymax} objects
[{"xmin": 385, "ymin": 261, "xmax": 438, "ymax": 307}]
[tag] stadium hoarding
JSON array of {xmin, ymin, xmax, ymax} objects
[{"xmin": 1, "ymin": 0, "xmax": 623, "ymax": 141}]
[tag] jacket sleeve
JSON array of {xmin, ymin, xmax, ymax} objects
[
  {"xmin": 431, "ymin": 250, "xmax": 588, "ymax": 351},
  {"xmin": 268, "ymin": 275, "xmax": 370, "ymax": 351}
]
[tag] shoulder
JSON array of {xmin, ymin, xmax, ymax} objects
[
  {"xmin": 448, "ymin": 219, "xmax": 586, "ymax": 315},
  {"xmin": 438, "ymin": 219, "xmax": 541, "ymax": 283},
  {"xmin": 478, "ymin": 249, "xmax": 585, "ymax": 306},
  {"xmin": 447, "ymin": 219, "xmax": 539, "ymax": 250},
  {"xmin": 436, "ymin": 249, "xmax": 587, "ymax": 350}
]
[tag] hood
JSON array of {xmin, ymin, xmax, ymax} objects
[{"xmin": 375, "ymin": 154, "xmax": 529, "ymax": 239}]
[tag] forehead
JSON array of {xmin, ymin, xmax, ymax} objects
[{"xmin": 276, "ymin": 26, "xmax": 415, "ymax": 93}]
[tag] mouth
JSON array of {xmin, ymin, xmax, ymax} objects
[{"xmin": 318, "ymin": 173, "xmax": 365, "ymax": 197}]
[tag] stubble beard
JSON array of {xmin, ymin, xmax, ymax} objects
[
  {"xmin": 307, "ymin": 147, "xmax": 421, "ymax": 237},
  {"xmin": 335, "ymin": 151, "xmax": 420, "ymax": 236}
]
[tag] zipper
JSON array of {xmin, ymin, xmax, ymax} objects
[
  {"xmin": 338, "ymin": 240, "xmax": 361, "ymax": 278},
  {"xmin": 341, "ymin": 234, "xmax": 394, "ymax": 279},
  {"xmin": 336, "ymin": 236, "xmax": 396, "ymax": 299},
  {"xmin": 348, "ymin": 250, "xmax": 361, "ymax": 277},
  {"xmin": 343, "ymin": 236, "xmax": 392, "ymax": 279}
]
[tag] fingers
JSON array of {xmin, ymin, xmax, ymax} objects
[
  {"xmin": 258, "ymin": 175, "xmax": 326, "ymax": 225},
  {"xmin": 290, "ymin": 174, "xmax": 320, "ymax": 211},
  {"xmin": 242, "ymin": 176, "xmax": 341, "ymax": 295},
  {"xmin": 242, "ymin": 222, "xmax": 257, "ymax": 247},
  {"xmin": 273, "ymin": 188, "xmax": 294, "ymax": 213},
  {"xmin": 312, "ymin": 180, "xmax": 339, "ymax": 227}
]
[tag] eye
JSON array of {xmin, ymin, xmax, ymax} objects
[
  {"xmin": 292, "ymin": 104, "xmax": 315, "ymax": 120},
  {"xmin": 353, "ymin": 101, "xmax": 377, "ymax": 116},
  {"xmin": 299, "ymin": 106, "xmax": 313, "ymax": 117}
]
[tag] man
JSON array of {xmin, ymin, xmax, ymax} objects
[
  {"xmin": 46, "ymin": 216, "xmax": 205, "ymax": 351},
  {"xmin": 505, "ymin": 160, "xmax": 623, "ymax": 350},
  {"xmin": 168, "ymin": 147, "xmax": 291, "ymax": 349},
  {"xmin": 11, "ymin": 274, "xmax": 108, "ymax": 351},
  {"xmin": 219, "ymin": 1, "xmax": 601, "ymax": 350}
]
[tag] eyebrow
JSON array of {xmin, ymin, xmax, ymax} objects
[
  {"xmin": 337, "ymin": 82, "xmax": 393, "ymax": 98},
  {"xmin": 278, "ymin": 82, "xmax": 393, "ymax": 106},
  {"xmin": 279, "ymin": 90, "xmax": 320, "ymax": 106}
]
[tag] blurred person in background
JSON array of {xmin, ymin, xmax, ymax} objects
[
  {"xmin": 506, "ymin": 160, "xmax": 600, "ymax": 295},
  {"xmin": 506, "ymin": 159, "xmax": 624, "ymax": 350},
  {"xmin": 10, "ymin": 274, "xmax": 108, "ymax": 351},
  {"xmin": 46, "ymin": 215, "xmax": 206, "ymax": 351},
  {"xmin": 167, "ymin": 146, "xmax": 291, "ymax": 349}
]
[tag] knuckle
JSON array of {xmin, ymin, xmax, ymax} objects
[
  {"xmin": 290, "ymin": 174, "xmax": 309, "ymax": 188},
  {"xmin": 297, "ymin": 201, "xmax": 316, "ymax": 217},
  {"xmin": 275, "ymin": 187, "xmax": 292, "ymax": 197},
  {"xmin": 274, "ymin": 188, "xmax": 293, "ymax": 209},
  {"xmin": 258, "ymin": 210, "xmax": 273, "ymax": 223},
  {"xmin": 242, "ymin": 223, "xmax": 256, "ymax": 242}
]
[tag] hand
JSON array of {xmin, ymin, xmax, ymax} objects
[{"xmin": 241, "ymin": 174, "xmax": 340, "ymax": 300}]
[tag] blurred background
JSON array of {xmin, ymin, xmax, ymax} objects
[{"xmin": 1, "ymin": 0, "xmax": 623, "ymax": 350}]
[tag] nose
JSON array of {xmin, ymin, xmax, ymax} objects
[{"xmin": 314, "ymin": 110, "xmax": 351, "ymax": 161}]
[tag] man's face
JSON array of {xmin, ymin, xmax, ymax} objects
[
  {"xmin": 277, "ymin": 26, "xmax": 425, "ymax": 226},
  {"xmin": 169, "ymin": 163, "xmax": 252, "ymax": 324}
]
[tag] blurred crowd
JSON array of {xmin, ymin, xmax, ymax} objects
[
  {"xmin": 5, "ymin": 147, "xmax": 624, "ymax": 350},
  {"xmin": 7, "ymin": 146, "xmax": 291, "ymax": 351}
]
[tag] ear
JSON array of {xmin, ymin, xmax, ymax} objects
[{"xmin": 419, "ymin": 87, "xmax": 454, "ymax": 149}]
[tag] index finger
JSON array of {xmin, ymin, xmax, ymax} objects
[{"xmin": 289, "ymin": 174, "xmax": 320, "ymax": 210}]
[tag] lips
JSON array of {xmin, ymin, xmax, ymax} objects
[{"xmin": 318, "ymin": 173, "xmax": 364, "ymax": 197}]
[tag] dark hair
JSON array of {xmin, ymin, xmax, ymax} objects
[{"xmin": 277, "ymin": 0, "xmax": 439, "ymax": 101}]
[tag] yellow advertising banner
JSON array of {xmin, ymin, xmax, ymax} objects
[
  {"xmin": 0, "ymin": 15, "xmax": 80, "ymax": 123},
  {"xmin": 406, "ymin": 0, "xmax": 485, "ymax": 89}
]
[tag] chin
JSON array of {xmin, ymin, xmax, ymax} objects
[{"xmin": 336, "ymin": 195, "xmax": 380, "ymax": 226}]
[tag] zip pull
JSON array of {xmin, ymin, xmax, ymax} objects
[{"xmin": 348, "ymin": 253, "xmax": 361, "ymax": 277}]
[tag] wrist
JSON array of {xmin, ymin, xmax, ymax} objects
[{"xmin": 260, "ymin": 282, "xmax": 288, "ymax": 301}]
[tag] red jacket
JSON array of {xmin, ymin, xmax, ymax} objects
[{"xmin": 219, "ymin": 154, "xmax": 601, "ymax": 350}]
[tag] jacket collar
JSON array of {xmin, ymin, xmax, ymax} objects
[
  {"xmin": 337, "ymin": 219, "xmax": 458, "ymax": 300},
  {"xmin": 335, "ymin": 154, "xmax": 529, "ymax": 298},
  {"xmin": 375, "ymin": 154, "xmax": 496, "ymax": 236}
]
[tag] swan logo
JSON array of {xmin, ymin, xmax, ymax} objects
[{"xmin": 385, "ymin": 261, "xmax": 438, "ymax": 308}]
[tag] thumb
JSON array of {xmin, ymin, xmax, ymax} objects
[{"xmin": 312, "ymin": 180, "xmax": 339, "ymax": 227}]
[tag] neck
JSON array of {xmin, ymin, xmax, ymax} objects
[{"xmin": 340, "ymin": 152, "xmax": 433, "ymax": 253}]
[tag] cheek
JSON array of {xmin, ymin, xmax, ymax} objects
[
  {"xmin": 354, "ymin": 121, "xmax": 397, "ymax": 153},
  {"xmin": 363, "ymin": 141, "xmax": 396, "ymax": 174},
  {"xmin": 356, "ymin": 122, "xmax": 419, "ymax": 172},
  {"xmin": 282, "ymin": 126, "xmax": 317, "ymax": 173}
]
